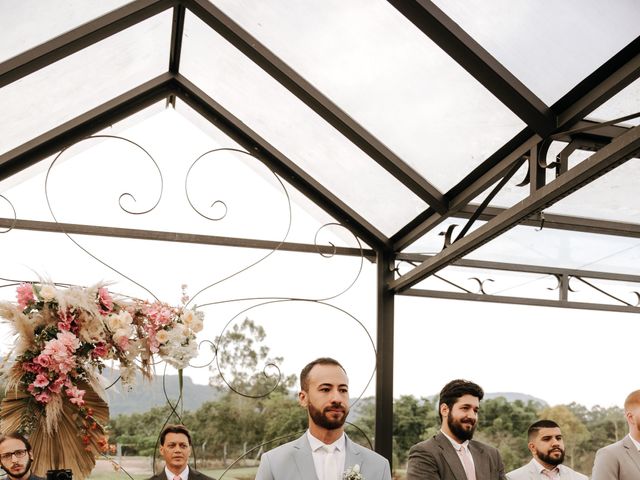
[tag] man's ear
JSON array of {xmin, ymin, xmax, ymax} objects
[
  {"xmin": 299, "ymin": 390, "xmax": 308, "ymax": 407},
  {"xmin": 527, "ymin": 441, "xmax": 537, "ymax": 456},
  {"xmin": 439, "ymin": 403, "xmax": 449, "ymax": 419}
]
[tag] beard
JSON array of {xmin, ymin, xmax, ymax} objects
[
  {"xmin": 447, "ymin": 414, "xmax": 477, "ymax": 442},
  {"xmin": 3, "ymin": 456, "xmax": 32, "ymax": 480},
  {"xmin": 308, "ymin": 401, "xmax": 348, "ymax": 430},
  {"xmin": 537, "ymin": 448, "xmax": 565, "ymax": 466}
]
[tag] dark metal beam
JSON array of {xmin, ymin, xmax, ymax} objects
[
  {"xmin": 398, "ymin": 253, "xmax": 640, "ymax": 284},
  {"xmin": 169, "ymin": 4, "xmax": 186, "ymax": 74},
  {"xmin": 402, "ymin": 288, "xmax": 640, "ymax": 314},
  {"xmin": 0, "ymin": 0, "xmax": 176, "ymax": 88},
  {"xmin": 0, "ymin": 217, "xmax": 374, "ymax": 259},
  {"xmin": 388, "ymin": 0, "xmax": 555, "ymax": 136},
  {"xmin": 390, "ymin": 124, "xmax": 640, "ymax": 292},
  {"xmin": 183, "ymin": 0, "xmax": 447, "ymax": 214},
  {"xmin": 375, "ymin": 248, "xmax": 395, "ymax": 463},
  {"xmin": 173, "ymin": 74, "xmax": 389, "ymax": 250},
  {"xmin": 0, "ymin": 73, "xmax": 174, "ymax": 181},
  {"xmin": 456, "ymin": 205, "xmax": 640, "ymax": 239}
]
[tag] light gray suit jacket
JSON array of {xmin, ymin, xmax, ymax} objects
[
  {"xmin": 592, "ymin": 435, "xmax": 640, "ymax": 480},
  {"xmin": 506, "ymin": 458, "xmax": 588, "ymax": 480},
  {"xmin": 407, "ymin": 432, "xmax": 506, "ymax": 480},
  {"xmin": 255, "ymin": 433, "xmax": 391, "ymax": 480}
]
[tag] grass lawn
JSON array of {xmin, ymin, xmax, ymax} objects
[{"xmin": 88, "ymin": 466, "xmax": 259, "ymax": 480}]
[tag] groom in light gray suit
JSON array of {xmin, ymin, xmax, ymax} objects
[
  {"xmin": 592, "ymin": 389, "xmax": 640, "ymax": 480},
  {"xmin": 255, "ymin": 357, "xmax": 391, "ymax": 480}
]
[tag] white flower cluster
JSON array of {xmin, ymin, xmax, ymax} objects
[{"xmin": 157, "ymin": 310, "xmax": 203, "ymax": 369}]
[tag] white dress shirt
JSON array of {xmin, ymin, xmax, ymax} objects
[
  {"xmin": 307, "ymin": 430, "xmax": 346, "ymax": 480},
  {"xmin": 441, "ymin": 429, "xmax": 477, "ymax": 475},
  {"xmin": 165, "ymin": 465, "xmax": 189, "ymax": 480}
]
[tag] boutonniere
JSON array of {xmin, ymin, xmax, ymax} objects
[{"xmin": 343, "ymin": 464, "xmax": 364, "ymax": 480}]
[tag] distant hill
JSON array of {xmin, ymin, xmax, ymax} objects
[
  {"xmin": 485, "ymin": 392, "xmax": 548, "ymax": 406},
  {"xmin": 103, "ymin": 368, "xmax": 219, "ymax": 417}
]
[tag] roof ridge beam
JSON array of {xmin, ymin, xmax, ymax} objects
[
  {"xmin": 390, "ymin": 123, "xmax": 640, "ymax": 292},
  {"xmin": 183, "ymin": 0, "xmax": 447, "ymax": 213},
  {"xmin": 0, "ymin": 0, "xmax": 177, "ymax": 89},
  {"xmin": 388, "ymin": 0, "xmax": 555, "ymax": 137}
]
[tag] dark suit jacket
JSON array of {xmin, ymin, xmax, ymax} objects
[
  {"xmin": 147, "ymin": 467, "xmax": 215, "ymax": 480},
  {"xmin": 407, "ymin": 432, "xmax": 506, "ymax": 480},
  {"xmin": 592, "ymin": 435, "xmax": 640, "ymax": 480}
]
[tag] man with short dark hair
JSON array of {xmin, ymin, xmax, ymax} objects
[
  {"xmin": 407, "ymin": 379, "xmax": 506, "ymax": 480},
  {"xmin": 592, "ymin": 389, "xmax": 640, "ymax": 480},
  {"xmin": 147, "ymin": 424, "xmax": 214, "ymax": 480},
  {"xmin": 507, "ymin": 419, "xmax": 587, "ymax": 480},
  {"xmin": 256, "ymin": 357, "xmax": 392, "ymax": 479},
  {"xmin": 0, "ymin": 432, "xmax": 44, "ymax": 480}
]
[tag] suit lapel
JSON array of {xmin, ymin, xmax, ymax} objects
[
  {"xmin": 293, "ymin": 434, "xmax": 320, "ymax": 480},
  {"xmin": 623, "ymin": 436, "xmax": 640, "ymax": 474},
  {"xmin": 468, "ymin": 440, "xmax": 488, "ymax": 480},
  {"xmin": 344, "ymin": 434, "xmax": 363, "ymax": 475},
  {"xmin": 435, "ymin": 433, "xmax": 468, "ymax": 480}
]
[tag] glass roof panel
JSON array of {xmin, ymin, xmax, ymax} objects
[
  {"xmin": 587, "ymin": 77, "xmax": 640, "ymax": 127},
  {"xmin": 210, "ymin": 0, "xmax": 524, "ymax": 193},
  {"xmin": 0, "ymin": 10, "xmax": 171, "ymax": 157},
  {"xmin": 181, "ymin": 11, "xmax": 427, "ymax": 236},
  {"xmin": 0, "ymin": 0, "xmax": 132, "ymax": 62},
  {"xmin": 432, "ymin": 0, "xmax": 640, "ymax": 105}
]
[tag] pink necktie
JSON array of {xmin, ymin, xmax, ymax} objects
[
  {"xmin": 173, "ymin": 476, "xmax": 181, "ymax": 480},
  {"xmin": 542, "ymin": 469, "xmax": 560, "ymax": 480},
  {"xmin": 460, "ymin": 445, "xmax": 477, "ymax": 480}
]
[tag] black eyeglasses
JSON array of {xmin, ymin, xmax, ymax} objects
[{"xmin": 0, "ymin": 449, "xmax": 28, "ymax": 461}]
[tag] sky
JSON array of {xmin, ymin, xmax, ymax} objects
[{"xmin": 1, "ymin": 108, "xmax": 639, "ymax": 412}]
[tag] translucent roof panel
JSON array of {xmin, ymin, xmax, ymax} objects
[
  {"xmin": 211, "ymin": 0, "xmax": 525, "ymax": 193},
  {"xmin": 468, "ymin": 225, "xmax": 640, "ymax": 275},
  {"xmin": 432, "ymin": 0, "xmax": 640, "ymax": 105},
  {"xmin": 181, "ymin": 11, "xmax": 428, "ymax": 236},
  {"xmin": 587, "ymin": 77, "xmax": 640, "ymax": 127},
  {"xmin": 0, "ymin": 10, "xmax": 171, "ymax": 157},
  {"xmin": 0, "ymin": 0, "xmax": 132, "ymax": 62}
]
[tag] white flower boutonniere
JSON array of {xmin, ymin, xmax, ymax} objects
[{"xmin": 344, "ymin": 464, "xmax": 364, "ymax": 480}]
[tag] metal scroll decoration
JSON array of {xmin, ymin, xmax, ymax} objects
[{"xmin": 0, "ymin": 137, "xmax": 376, "ymax": 479}]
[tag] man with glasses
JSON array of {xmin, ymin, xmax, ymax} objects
[{"xmin": 0, "ymin": 432, "xmax": 44, "ymax": 480}]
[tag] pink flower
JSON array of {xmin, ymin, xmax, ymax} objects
[
  {"xmin": 33, "ymin": 373, "xmax": 50, "ymax": 388},
  {"xmin": 34, "ymin": 391, "xmax": 51, "ymax": 404},
  {"xmin": 98, "ymin": 287, "xmax": 113, "ymax": 314},
  {"xmin": 34, "ymin": 354, "xmax": 52, "ymax": 368},
  {"xmin": 66, "ymin": 385, "xmax": 86, "ymax": 406},
  {"xmin": 56, "ymin": 330, "xmax": 81, "ymax": 352},
  {"xmin": 16, "ymin": 283, "xmax": 35, "ymax": 309},
  {"xmin": 48, "ymin": 376, "xmax": 66, "ymax": 394},
  {"xmin": 92, "ymin": 343, "xmax": 108, "ymax": 358}
]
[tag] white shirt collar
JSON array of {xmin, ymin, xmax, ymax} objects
[
  {"xmin": 629, "ymin": 433, "xmax": 640, "ymax": 451},
  {"xmin": 165, "ymin": 465, "xmax": 189, "ymax": 480},
  {"xmin": 307, "ymin": 429, "xmax": 346, "ymax": 452},
  {"xmin": 440, "ymin": 429, "xmax": 469, "ymax": 451},
  {"xmin": 532, "ymin": 457, "xmax": 561, "ymax": 474}
]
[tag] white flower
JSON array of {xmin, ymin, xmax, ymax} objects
[
  {"xmin": 343, "ymin": 464, "xmax": 363, "ymax": 480},
  {"xmin": 181, "ymin": 310, "xmax": 195, "ymax": 325},
  {"xmin": 107, "ymin": 314, "xmax": 122, "ymax": 331},
  {"xmin": 119, "ymin": 310, "xmax": 133, "ymax": 326},
  {"xmin": 113, "ymin": 327, "xmax": 130, "ymax": 343},
  {"xmin": 39, "ymin": 284, "xmax": 57, "ymax": 302},
  {"xmin": 190, "ymin": 318, "xmax": 204, "ymax": 333},
  {"xmin": 155, "ymin": 329, "xmax": 170, "ymax": 344}
]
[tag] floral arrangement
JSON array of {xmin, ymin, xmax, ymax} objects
[
  {"xmin": 344, "ymin": 464, "xmax": 364, "ymax": 480},
  {"xmin": 0, "ymin": 282, "xmax": 203, "ymax": 479}
]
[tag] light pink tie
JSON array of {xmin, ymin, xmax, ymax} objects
[
  {"xmin": 460, "ymin": 445, "xmax": 476, "ymax": 480},
  {"xmin": 542, "ymin": 469, "xmax": 560, "ymax": 480},
  {"xmin": 173, "ymin": 476, "xmax": 181, "ymax": 480}
]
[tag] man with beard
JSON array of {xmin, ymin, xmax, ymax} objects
[
  {"xmin": 592, "ymin": 389, "xmax": 640, "ymax": 480},
  {"xmin": 147, "ymin": 424, "xmax": 214, "ymax": 480},
  {"xmin": 255, "ymin": 357, "xmax": 391, "ymax": 480},
  {"xmin": 507, "ymin": 420, "xmax": 587, "ymax": 480},
  {"xmin": 407, "ymin": 379, "xmax": 506, "ymax": 480},
  {"xmin": 0, "ymin": 433, "xmax": 44, "ymax": 480}
]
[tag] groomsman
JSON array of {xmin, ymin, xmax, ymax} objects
[
  {"xmin": 256, "ymin": 357, "xmax": 391, "ymax": 480},
  {"xmin": 592, "ymin": 389, "xmax": 640, "ymax": 480},
  {"xmin": 147, "ymin": 424, "xmax": 214, "ymax": 480},
  {"xmin": 407, "ymin": 379, "xmax": 506, "ymax": 480},
  {"xmin": 507, "ymin": 420, "xmax": 587, "ymax": 480}
]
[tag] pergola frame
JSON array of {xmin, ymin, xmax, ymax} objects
[{"xmin": 1, "ymin": 0, "xmax": 640, "ymax": 464}]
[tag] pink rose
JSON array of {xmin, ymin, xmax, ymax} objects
[
  {"xmin": 33, "ymin": 373, "xmax": 50, "ymax": 388},
  {"xmin": 48, "ymin": 376, "xmax": 65, "ymax": 394},
  {"xmin": 16, "ymin": 283, "xmax": 35, "ymax": 309},
  {"xmin": 34, "ymin": 391, "xmax": 51, "ymax": 404},
  {"xmin": 66, "ymin": 385, "xmax": 86, "ymax": 406},
  {"xmin": 92, "ymin": 343, "xmax": 109, "ymax": 358},
  {"xmin": 98, "ymin": 287, "xmax": 113, "ymax": 314}
]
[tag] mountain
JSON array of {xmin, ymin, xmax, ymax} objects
[
  {"xmin": 103, "ymin": 368, "xmax": 219, "ymax": 417},
  {"xmin": 485, "ymin": 392, "xmax": 548, "ymax": 406}
]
